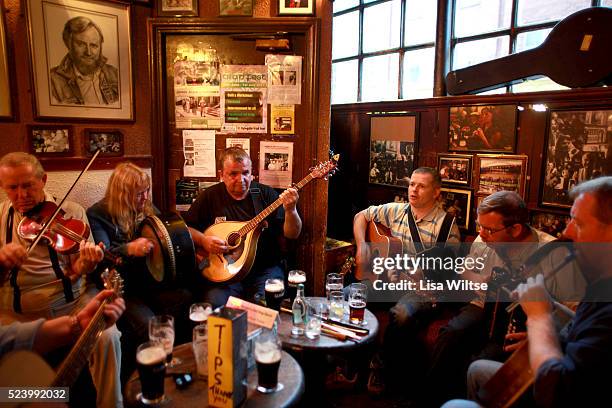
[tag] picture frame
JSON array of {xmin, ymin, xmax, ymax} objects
[
  {"xmin": 440, "ymin": 187, "xmax": 473, "ymax": 230},
  {"xmin": 84, "ymin": 129, "xmax": 124, "ymax": 157},
  {"xmin": 28, "ymin": 125, "xmax": 73, "ymax": 157},
  {"xmin": 540, "ymin": 109, "xmax": 611, "ymax": 208},
  {"xmin": 437, "ymin": 153, "xmax": 472, "ymax": 186},
  {"xmin": 475, "ymin": 154, "xmax": 528, "ymax": 198},
  {"xmin": 157, "ymin": 0, "xmax": 199, "ymax": 17},
  {"xmin": 448, "ymin": 104, "xmax": 517, "ymax": 153},
  {"xmin": 0, "ymin": 6, "xmax": 12, "ymax": 120},
  {"xmin": 529, "ymin": 209, "xmax": 571, "ymax": 239},
  {"xmin": 278, "ymin": 0, "xmax": 315, "ymax": 16},
  {"xmin": 219, "ymin": 0, "xmax": 253, "ymax": 16},
  {"xmin": 369, "ymin": 113, "xmax": 418, "ymax": 187},
  {"xmin": 25, "ymin": 0, "xmax": 133, "ymax": 120}
]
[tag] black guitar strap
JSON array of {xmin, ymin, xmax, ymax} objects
[
  {"xmin": 250, "ymin": 187, "xmax": 265, "ymax": 215},
  {"xmin": 406, "ymin": 206, "xmax": 455, "ymax": 251}
]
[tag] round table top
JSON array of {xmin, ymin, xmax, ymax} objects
[
  {"xmin": 278, "ymin": 297, "xmax": 379, "ymax": 352},
  {"xmin": 125, "ymin": 342, "xmax": 304, "ymax": 408}
]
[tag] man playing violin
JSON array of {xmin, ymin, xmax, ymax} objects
[
  {"xmin": 0, "ymin": 152, "xmax": 123, "ymax": 408},
  {"xmin": 185, "ymin": 147, "xmax": 302, "ymax": 307}
]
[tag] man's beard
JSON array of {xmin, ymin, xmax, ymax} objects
[{"xmin": 71, "ymin": 52, "xmax": 102, "ymax": 76}]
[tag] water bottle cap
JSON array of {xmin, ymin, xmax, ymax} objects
[{"xmin": 297, "ymin": 283, "xmax": 304, "ymax": 290}]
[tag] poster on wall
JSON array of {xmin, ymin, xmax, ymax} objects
[
  {"xmin": 259, "ymin": 141, "xmax": 293, "ymax": 188},
  {"xmin": 265, "ymin": 54, "xmax": 302, "ymax": 105},
  {"xmin": 221, "ymin": 65, "xmax": 267, "ymax": 133},
  {"xmin": 270, "ymin": 104, "xmax": 295, "ymax": 135},
  {"xmin": 183, "ymin": 130, "xmax": 216, "ymax": 177},
  {"xmin": 176, "ymin": 178, "xmax": 199, "ymax": 212},
  {"xmin": 174, "ymin": 46, "xmax": 221, "ymax": 129},
  {"xmin": 225, "ymin": 137, "xmax": 251, "ymax": 156}
]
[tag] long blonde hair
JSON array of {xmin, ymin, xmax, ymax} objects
[{"xmin": 104, "ymin": 162, "xmax": 154, "ymax": 238}]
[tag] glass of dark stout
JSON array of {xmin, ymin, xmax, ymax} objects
[
  {"xmin": 136, "ymin": 341, "xmax": 167, "ymax": 405},
  {"xmin": 253, "ymin": 329, "xmax": 284, "ymax": 393},
  {"xmin": 287, "ymin": 270, "xmax": 306, "ymax": 302},
  {"xmin": 264, "ymin": 278, "xmax": 285, "ymax": 311}
]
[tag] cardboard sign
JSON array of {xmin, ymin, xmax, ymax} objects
[
  {"xmin": 208, "ymin": 307, "xmax": 247, "ymax": 408},
  {"xmin": 226, "ymin": 296, "xmax": 278, "ymax": 329}
]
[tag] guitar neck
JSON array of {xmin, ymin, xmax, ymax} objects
[
  {"xmin": 52, "ymin": 299, "xmax": 109, "ymax": 387},
  {"xmin": 238, "ymin": 174, "xmax": 316, "ymax": 236}
]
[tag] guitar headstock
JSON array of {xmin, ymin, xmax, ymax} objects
[
  {"xmin": 101, "ymin": 268, "xmax": 124, "ymax": 299},
  {"xmin": 310, "ymin": 153, "xmax": 340, "ymax": 180},
  {"xmin": 338, "ymin": 256, "xmax": 355, "ymax": 277}
]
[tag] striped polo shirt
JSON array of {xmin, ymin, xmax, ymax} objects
[{"xmin": 362, "ymin": 202, "xmax": 461, "ymax": 255}]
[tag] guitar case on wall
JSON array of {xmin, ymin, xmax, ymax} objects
[{"xmin": 446, "ymin": 7, "xmax": 612, "ymax": 95}]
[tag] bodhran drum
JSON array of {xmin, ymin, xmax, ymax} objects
[{"xmin": 138, "ymin": 213, "xmax": 195, "ymax": 285}]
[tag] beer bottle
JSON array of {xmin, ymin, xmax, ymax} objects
[{"xmin": 291, "ymin": 284, "xmax": 306, "ymax": 336}]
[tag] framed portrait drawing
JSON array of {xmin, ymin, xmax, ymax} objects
[
  {"xmin": 540, "ymin": 109, "xmax": 611, "ymax": 208},
  {"xmin": 278, "ymin": 0, "xmax": 315, "ymax": 16},
  {"xmin": 84, "ymin": 129, "xmax": 124, "ymax": 157},
  {"xmin": 25, "ymin": 0, "xmax": 133, "ymax": 120},
  {"xmin": 28, "ymin": 125, "xmax": 73, "ymax": 157},
  {"xmin": 529, "ymin": 209, "xmax": 570, "ymax": 239},
  {"xmin": 475, "ymin": 154, "xmax": 528, "ymax": 198},
  {"xmin": 448, "ymin": 104, "xmax": 517, "ymax": 153},
  {"xmin": 220, "ymin": 0, "xmax": 253, "ymax": 16},
  {"xmin": 157, "ymin": 0, "xmax": 199, "ymax": 17},
  {"xmin": 437, "ymin": 154, "xmax": 472, "ymax": 186},
  {"xmin": 0, "ymin": 6, "xmax": 12, "ymax": 119},
  {"xmin": 369, "ymin": 113, "xmax": 418, "ymax": 187},
  {"xmin": 440, "ymin": 187, "xmax": 472, "ymax": 230}
]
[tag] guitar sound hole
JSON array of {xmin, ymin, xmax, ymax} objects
[{"xmin": 227, "ymin": 232, "xmax": 241, "ymax": 247}]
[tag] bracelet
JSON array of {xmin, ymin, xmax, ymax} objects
[{"xmin": 70, "ymin": 315, "xmax": 83, "ymax": 339}]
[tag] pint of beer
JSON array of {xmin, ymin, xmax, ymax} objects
[
  {"xmin": 287, "ymin": 270, "xmax": 306, "ymax": 302},
  {"xmin": 348, "ymin": 282, "xmax": 368, "ymax": 325},
  {"xmin": 253, "ymin": 330, "xmax": 283, "ymax": 393},
  {"xmin": 136, "ymin": 341, "xmax": 167, "ymax": 405},
  {"xmin": 264, "ymin": 278, "xmax": 285, "ymax": 311}
]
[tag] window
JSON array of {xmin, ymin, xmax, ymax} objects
[
  {"xmin": 331, "ymin": 0, "xmax": 437, "ymax": 103},
  {"xmin": 331, "ymin": 0, "xmax": 608, "ymax": 103}
]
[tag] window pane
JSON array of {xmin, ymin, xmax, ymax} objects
[
  {"xmin": 363, "ymin": 0, "xmax": 402, "ymax": 53},
  {"xmin": 516, "ymin": 28, "xmax": 552, "ymax": 52},
  {"xmin": 454, "ymin": 0, "xmax": 512, "ymax": 38},
  {"xmin": 332, "ymin": 12, "xmax": 360, "ymax": 59},
  {"xmin": 402, "ymin": 47, "xmax": 434, "ymax": 99},
  {"xmin": 603, "ymin": 0, "xmax": 612, "ymax": 6},
  {"xmin": 517, "ymin": 0, "xmax": 590, "ymax": 26},
  {"xmin": 405, "ymin": 0, "xmax": 437, "ymax": 46},
  {"xmin": 331, "ymin": 60, "xmax": 359, "ymax": 104},
  {"xmin": 362, "ymin": 53, "xmax": 399, "ymax": 102},
  {"xmin": 452, "ymin": 36, "xmax": 510, "ymax": 70},
  {"xmin": 333, "ymin": 0, "xmax": 359, "ymax": 13}
]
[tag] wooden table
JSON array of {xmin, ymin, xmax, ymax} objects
[
  {"xmin": 277, "ymin": 297, "xmax": 379, "ymax": 402},
  {"xmin": 125, "ymin": 342, "xmax": 304, "ymax": 407}
]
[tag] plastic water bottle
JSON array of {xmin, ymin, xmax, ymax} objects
[{"xmin": 291, "ymin": 283, "xmax": 306, "ymax": 336}]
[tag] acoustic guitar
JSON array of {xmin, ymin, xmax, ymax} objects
[
  {"xmin": 0, "ymin": 269, "xmax": 123, "ymax": 405},
  {"xmin": 446, "ymin": 7, "xmax": 612, "ymax": 95},
  {"xmin": 201, "ymin": 154, "xmax": 339, "ymax": 283}
]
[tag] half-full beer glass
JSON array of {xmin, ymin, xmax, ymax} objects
[
  {"xmin": 349, "ymin": 282, "xmax": 367, "ymax": 325},
  {"xmin": 254, "ymin": 330, "xmax": 283, "ymax": 393},
  {"xmin": 136, "ymin": 341, "xmax": 167, "ymax": 405},
  {"xmin": 149, "ymin": 315, "xmax": 180, "ymax": 366}
]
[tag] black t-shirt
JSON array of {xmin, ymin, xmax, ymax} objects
[{"xmin": 184, "ymin": 182, "xmax": 285, "ymax": 269}]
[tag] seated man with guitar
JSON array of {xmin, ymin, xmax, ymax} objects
[
  {"xmin": 186, "ymin": 147, "xmax": 302, "ymax": 307},
  {"xmin": 0, "ymin": 152, "xmax": 123, "ymax": 408},
  {"xmin": 353, "ymin": 167, "xmax": 460, "ymax": 396},
  {"xmin": 444, "ymin": 177, "xmax": 612, "ymax": 408}
]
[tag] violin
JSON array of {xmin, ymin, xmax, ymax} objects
[{"xmin": 18, "ymin": 201, "xmax": 121, "ymax": 265}]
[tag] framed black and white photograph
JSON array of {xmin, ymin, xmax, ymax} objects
[
  {"xmin": 369, "ymin": 114, "xmax": 418, "ymax": 187},
  {"xmin": 28, "ymin": 125, "xmax": 73, "ymax": 157},
  {"xmin": 541, "ymin": 109, "xmax": 611, "ymax": 208},
  {"xmin": 437, "ymin": 154, "xmax": 472, "ymax": 186},
  {"xmin": 219, "ymin": 0, "xmax": 253, "ymax": 16},
  {"xmin": 84, "ymin": 129, "xmax": 124, "ymax": 157},
  {"xmin": 475, "ymin": 154, "xmax": 528, "ymax": 198},
  {"xmin": 157, "ymin": 0, "xmax": 199, "ymax": 17},
  {"xmin": 0, "ymin": 6, "xmax": 12, "ymax": 119},
  {"xmin": 26, "ymin": 0, "xmax": 133, "ymax": 120},
  {"xmin": 440, "ymin": 187, "xmax": 473, "ymax": 230},
  {"xmin": 278, "ymin": 0, "xmax": 315, "ymax": 16},
  {"xmin": 448, "ymin": 104, "xmax": 517, "ymax": 153},
  {"xmin": 529, "ymin": 209, "xmax": 571, "ymax": 239}
]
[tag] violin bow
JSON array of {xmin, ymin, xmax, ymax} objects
[{"xmin": 25, "ymin": 149, "xmax": 101, "ymax": 255}]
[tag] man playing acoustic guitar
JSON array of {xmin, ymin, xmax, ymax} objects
[{"xmin": 186, "ymin": 147, "xmax": 302, "ymax": 307}]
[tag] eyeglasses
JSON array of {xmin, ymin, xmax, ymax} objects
[{"xmin": 476, "ymin": 222, "xmax": 510, "ymax": 236}]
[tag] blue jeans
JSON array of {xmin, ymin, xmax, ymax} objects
[
  {"xmin": 439, "ymin": 359, "xmax": 501, "ymax": 408},
  {"xmin": 202, "ymin": 265, "xmax": 284, "ymax": 308}
]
